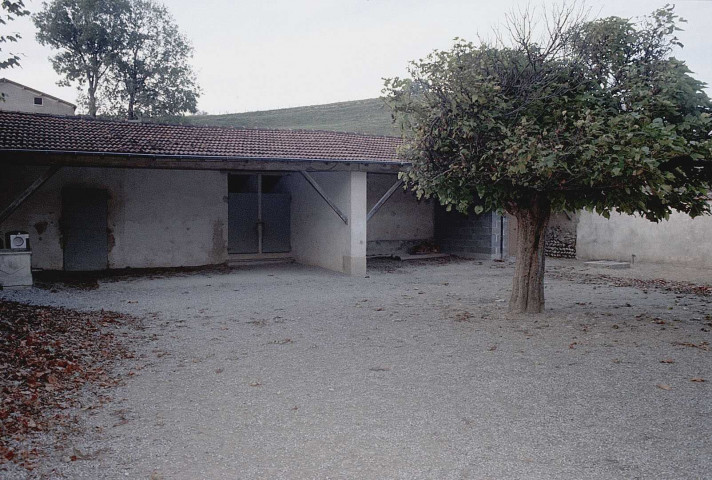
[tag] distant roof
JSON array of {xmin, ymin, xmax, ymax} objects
[
  {"xmin": 0, "ymin": 78, "xmax": 77, "ymax": 109},
  {"xmin": 0, "ymin": 111, "xmax": 404, "ymax": 166}
]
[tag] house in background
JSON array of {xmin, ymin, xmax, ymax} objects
[
  {"xmin": 0, "ymin": 78, "xmax": 76, "ymax": 116},
  {"xmin": 0, "ymin": 111, "xmax": 507, "ymax": 276}
]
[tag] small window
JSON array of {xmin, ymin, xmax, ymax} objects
[{"xmin": 33, "ymin": 97, "xmax": 43, "ymax": 106}]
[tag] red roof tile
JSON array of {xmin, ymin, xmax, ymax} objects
[{"xmin": 0, "ymin": 111, "xmax": 404, "ymax": 164}]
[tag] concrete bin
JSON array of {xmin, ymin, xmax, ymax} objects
[{"xmin": 0, "ymin": 249, "xmax": 33, "ymax": 288}]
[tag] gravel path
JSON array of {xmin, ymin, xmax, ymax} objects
[{"xmin": 2, "ymin": 258, "xmax": 711, "ymax": 479}]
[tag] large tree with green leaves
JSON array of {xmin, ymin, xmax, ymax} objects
[
  {"xmin": 0, "ymin": 0, "xmax": 29, "ymax": 69},
  {"xmin": 34, "ymin": 0, "xmax": 130, "ymax": 117},
  {"xmin": 34, "ymin": 0, "xmax": 199, "ymax": 119},
  {"xmin": 384, "ymin": 5, "xmax": 712, "ymax": 313},
  {"xmin": 101, "ymin": 0, "xmax": 199, "ymax": 119}
]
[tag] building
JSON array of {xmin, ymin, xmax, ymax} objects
[
  {"xmin": 0, "ymin": 111, "xmax": 505, "ymax": 275},
  {"xmin": 0, "ymin": 79, "xmax": 76, "ymax": 116}
]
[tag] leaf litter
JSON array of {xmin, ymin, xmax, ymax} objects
[{"xmin": 0, "ymin": 300, "xmax": 138, "ymax": 471}]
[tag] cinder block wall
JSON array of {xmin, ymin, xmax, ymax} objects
[
  {"xmin": 434, "ymin": 206, "xmax": 506, "ymax": 259},
  {"xmin": 1, "ymin": 166, "xmax": 228, "ymax": 270}
]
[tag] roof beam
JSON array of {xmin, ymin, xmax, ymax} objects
[
  {"xmin": 0, "ymin": 165, "xmax": 61, "ymax": 226},
  {"xmin": 299, "ymin": 171, "xmax": 349, "ymax": 224},
  {"xmin": 367, "ymin": 179, "xmax": 403, "ymax": 222},
  {"xmin": 0, "ymin": 151, "xmax": 406, "ymax": 174}
]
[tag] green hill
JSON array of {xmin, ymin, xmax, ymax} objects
[{"xmin": 183, "ymin": 98, "xmax": 399, "ymax": 137}]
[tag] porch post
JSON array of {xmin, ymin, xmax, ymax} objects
[{"xmin": 343, "ymin": 171, "xmax": 367, "ymax": 275}]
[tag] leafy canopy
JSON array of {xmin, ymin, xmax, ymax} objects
[
  {"xmin": 100, "ymin": 0, "xmax": 199, "ymax": 119},
  {"xmin": 384, "ymin": 5, "xmax": 712, "ymax": 221},
  {"xmin": 0, "ymin": 1, "xmax": 30, "ymax": 69},
  {"xmin": 34, "ymin": 0, "xmax": 199, "ymax": 119}
]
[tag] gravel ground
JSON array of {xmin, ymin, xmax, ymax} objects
[{"xmin": 1, "ymin": 258, "xmax": 710, "ymax": 480}]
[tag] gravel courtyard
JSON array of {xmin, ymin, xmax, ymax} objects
[{"xmin": 2, "ymin": 258, "xmax": 711, "ymax": 479}]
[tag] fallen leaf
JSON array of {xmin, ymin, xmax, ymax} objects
[
  {"xmin": 691, "ymin": 378, "xmax": 705, "ymax": 383},
  {"xmin": 656, "ymin": 384, "xmax": 671, "ymax": 391},
  {"xmin": 660, "ymin": 359, "xmax": 675, "ymax": 364}
]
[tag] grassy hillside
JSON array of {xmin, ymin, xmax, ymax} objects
[{"xmin": 183, "ymin": 98, "xmax": 399, "ymax": 137}]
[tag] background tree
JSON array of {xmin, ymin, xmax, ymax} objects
[
  {"xmin": 102, "ymin": 0, "xmax": 199, "ymax": 119},
  {"xmin": 34, "ymin": 0, "xmax": 129, "ymax": 117},
  {"xmin": 0, "ymin": 0, "xmax": 29, "ymax": 69},
  {"xmin": 384, "ymin": 5, "xmax": 712, "ymax": 313}
]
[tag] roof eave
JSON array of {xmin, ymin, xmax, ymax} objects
[{"xmin": 0, "ymin": 148, "xmax": 409, "ymax": 173}]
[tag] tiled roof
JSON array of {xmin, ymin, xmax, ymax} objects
[{"xmin": 0, "ymin": 111, "xmax": 404, "ymax": 163}]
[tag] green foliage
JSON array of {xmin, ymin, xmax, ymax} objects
[
  {"xmin": 101, "ymin": 0, "xmax": 199, "ymax": 119},
  {"xmin": 34, "ymin": 0, "xmax": 199, "ymax": 119},
  {"xmin": 384, "ymin": 6, "xmax": 712, "ymax": 222},
  {"xmin": 0, "ymin": 1, "xmax": 30, "ymax": 69},
  {"xmin": 34, "ymin": 0, "xmax": 130, "ymax": 116}
]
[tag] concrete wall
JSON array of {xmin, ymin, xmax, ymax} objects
[
  {"xmin": 577, "ymin": 209, "xmax": 712, "ymax": 268},
  {"xmin": 1, "ymin": 166, "xmax": 228, "ymax": 270},
  {"xmin": 286, "ymin": 171, "xmax": 367, "ymax": 275},
  {"xmin": 434, "ymin": 207, "xmax": 506, "ymax": 259},
  {"xmin": 0, "ymin": 81, "xmax": 75, "ymax": 115},
  {"xmin": 366, "ymin": 173, "xmax": 433, "ymax": 255}
]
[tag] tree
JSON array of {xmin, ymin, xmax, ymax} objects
[
  {"xmin": 102, "ymin": 0, "xmax": 199, "ymax": 119},
  {"xmin": 384, "ymin": 5, "xmax": 712, "ymax": 313},
  {"xmin": 34, "ymin": 0, "xmax": 130, "ymax": 117},
  {"xmin": 0, "ymin": 0, "xmax": 30, "ymax": 69}
]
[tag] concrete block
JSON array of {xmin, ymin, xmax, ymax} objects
[{"xmin": 0, "ymin": 250, "xmax": 33, "ymax": 287}]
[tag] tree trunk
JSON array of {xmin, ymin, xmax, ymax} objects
[
  {"xmin": 509, "ymin": 197, "xmax": 551, "ymax": 314},
  {"xmin": 87, "ymin": 85, "xmax": 97, "ymax": 118},
  {"xmin": 127, "ymin": 93, "xmax": 135, "ymax": 120}
]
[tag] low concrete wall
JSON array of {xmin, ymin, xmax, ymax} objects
[
  {"xmin": 287, "ymin": 171, "xmax": 367, "ymax": 275},
  {"xmin": 366, "ymin": 173, "xmax": 433, "ymax": 255},
  {"xmin": 1, "ymin": 166, "xmax": 228, "ymax": 270},
  {"xmin": 577, "ymin": 210, "xmax": 712, "ymax": 268}
]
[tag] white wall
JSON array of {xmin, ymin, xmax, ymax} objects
[
  {"xmin": 0, "ymin": 81, "xmax": 75, "ymax": 115},
  {"xmin": 366, "ymin": 173, "xmax": 433, "ymax": 251},
  {"xmin": 287, "ymin": 171, "xmax": 367, "ymax": 275},
  {"xmin": 577, "ymin": 209, "xmax": 712, "ymax": 268},
  {"xmin": 1, "ymin": 166, "xmax": 228, "ymax": 270}
]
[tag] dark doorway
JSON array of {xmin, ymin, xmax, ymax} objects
[
  {"xmin": 228, "ymin": 174, "xmax": 291, "ymax": 255},
  {"xmin": 62, "ymin": 188, "xmax": 108, "ymax": 271}
]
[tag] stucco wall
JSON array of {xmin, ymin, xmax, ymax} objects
[
  {"xmin": 577, "ymin": 209, "xmax": 712, "ymax": 268},
  {"xmin": 0, "ymin": 81, "xmax": 75, "ymax": 115},
  {"xmin": 286, "ymin": 171, "xmax": 366, "ymax": 274},
  {"xmin": 366, "ymin": 173, "xmax": 433, "ymax": 255},
  {"xmin": 1, "ymin": 166, "xmax": 228, "ymax": 270}
]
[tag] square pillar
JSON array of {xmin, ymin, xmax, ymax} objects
[{"xmin": 343, "ymin": 171, "xmax": 367, "ymax": 275}]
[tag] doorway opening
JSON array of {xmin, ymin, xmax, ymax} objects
[
  {"xmin": 228, "ymin": 173, "xmax": 291, "ymax": 256},
  {"xmin": 61, "ymin": 188, "xmax": 108, "ymax": 271}
]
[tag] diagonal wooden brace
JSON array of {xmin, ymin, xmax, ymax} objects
[
  {"xmin": 367, "ymin": 179, "xmax": 403, "ymax": 222},
  {"xmin": 300, "ymin": 171, "xmax": 349, "ymax": 224},
  {"xmin": 0, "ymin": 165, "xmax": 61, "ymax": 226}
]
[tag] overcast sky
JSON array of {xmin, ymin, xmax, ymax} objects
[{"xmin": 6, "ymin": 0, "xmax": 712, "ymax": 114}]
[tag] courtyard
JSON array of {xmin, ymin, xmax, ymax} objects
[{"xmin": 1, "ymin": 258, "xmax": 710, "ymax": 479}]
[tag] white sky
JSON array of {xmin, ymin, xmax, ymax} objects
[{"xmin": 6, "ymin": 0, "xmax": 712, "ymax": 114}]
